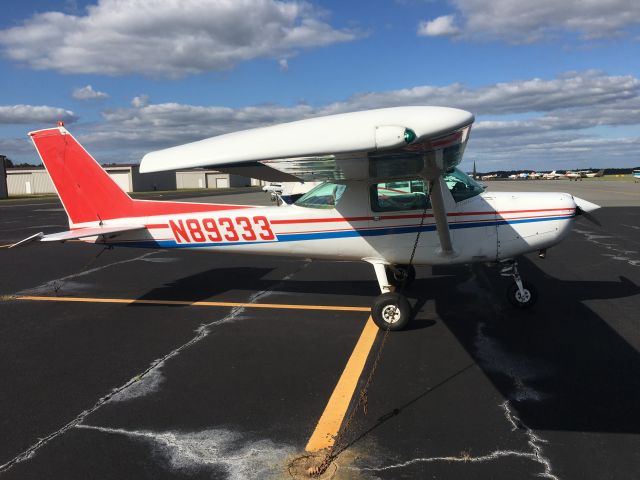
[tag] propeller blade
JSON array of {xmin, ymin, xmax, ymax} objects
[{"xmin": 574, "ymin": 196, "xmax": 601, "ymax": 225}]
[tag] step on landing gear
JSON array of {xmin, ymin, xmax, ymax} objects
[
  {"xmin": 368, "ymin": 261, "xmax": 412, "ymax": 330},
  {"xmin": 385, "ymin": 264, "xmax": 416, "ymax": 289},
  {"xmin": 501, "ymin": 260, "xmax": 537, "ymax": 308}
]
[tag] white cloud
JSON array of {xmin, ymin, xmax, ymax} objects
[
  {"xmin": 0, "ymin": 138, "xmax": 33, "ymax": 155},
  {"xmin": 72, "ymin": 85, "xmax": 109, "ymax": 100},
  {"xmin": 4, "ymin": 72, "xmax": 638, "ymax": 170},
  {"xmin": 0, "ymin": 0, "xmax": 358, "ymax": 77},
  {"xmin": 0, "ymin": 105, "xmax": 77, "ymax": 124},
  {"xmin": 419, "ymin": 0, "xmax": 640, "ymax": 43},
  {"xmin": 76, "ymin": 71, "xmax": 639, "ymax": 170},
  {"xmin": 324, "ymin": 71, "xmax": 640, "ymax": 116},
  {"xmin": 278, "ymin": 58, "xmax": 289, "ymax": 71},
  {"xmin": 417, "ymin": 15, "xmax": 459, "ymax": 37},
  {"xmin": 131, "ymin": 95, "xmax": 150, "ymax": 108}
]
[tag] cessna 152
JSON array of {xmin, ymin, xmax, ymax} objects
[
  {"xmin": 564, "ymin": 169, "xmax": 605, "ymax": 181},
  {"xmin": 542, "ymin": 170, "xmax": 560, "ymax": 180},
  {"xmin": 24, "ymin": 106, "xmax": 599, "ymax": 331}
]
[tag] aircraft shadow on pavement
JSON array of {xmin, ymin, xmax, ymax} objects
[
  {"xmin": 132, "ymin": 267, "xmax": 277, "ymax": 303},
  {"xmin": 131, "ymin": 244, "xmax": 640, "ymax": 434},
  {"xmin": 424, "ymin": 256, "xmax": 640, "ymax": 435},
  {"xmin": 332, "ymin": 257, "xmax": 640, "ymax": 453},
  {"xmin": 133, "ymin": 265, "xmax": 380, "ymax": 304}
]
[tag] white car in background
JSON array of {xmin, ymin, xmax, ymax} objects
[
  {"xmin": 262, "ymin": 182, "xmax": 283, "ymax": 194},
  {"xmin": 262, "ymin": 181, "xmax": 321, "ymax": 205}
]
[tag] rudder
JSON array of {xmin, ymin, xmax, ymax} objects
[{"xmin": 29, "ymin": 126, "xmax": 134, "ymax": 225}]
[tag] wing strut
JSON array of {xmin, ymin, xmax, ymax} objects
[{"xmin": 428, "ymin": 177, "xmax": 456, "ymax": 257}]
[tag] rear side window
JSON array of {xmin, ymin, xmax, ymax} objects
[{"xmin": 371, "ymin": 179, "xmax": 430, "ymax": 212}]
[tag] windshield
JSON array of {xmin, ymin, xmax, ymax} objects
[
  {"xmin": 444, "ymin": 168, "xmax": 484, "ymax": 202},
  {"xmin": 295, "ymin": 181, "xmax": 346, "ymax": 209}
]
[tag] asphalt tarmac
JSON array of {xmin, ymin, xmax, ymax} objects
[{"xmin": 1, "ymin": 182, "xmax": 639, "ymax": 479}]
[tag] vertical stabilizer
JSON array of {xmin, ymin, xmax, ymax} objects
[{"xmin": 29, "ymin": 127, "xmax": 134, "ymax": 225}]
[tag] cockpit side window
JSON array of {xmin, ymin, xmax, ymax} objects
[
  {"xmin": 444, "ymin": 168, "xmax": 484, "ymax": 202},
  {"xmin": 370, "ymin": 179, "xmax": 430, "ymax": 212},
  {"xmin": 295, "ymin": 182, "xmax": 346, "ymax": 209}
]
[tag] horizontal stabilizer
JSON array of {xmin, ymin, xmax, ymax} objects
[
  {"xmin": 8, "ymin": 232, "xmax": 44, "ymax": 248},
  {"xmin": 40, "ymin": 225, "xmax": 146, "ymax": 242}
]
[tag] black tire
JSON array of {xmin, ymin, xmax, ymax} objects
[
  {"xmin": 385, "ymin": 264, "xmax": 416, "ymax": 289},
  {"xmin": 371, "ymin": 292, "xmax": 412, "ymax": 331},
  {"xmin": 506, "ymin": 281, "xmax": 538, "ymax": 308}
]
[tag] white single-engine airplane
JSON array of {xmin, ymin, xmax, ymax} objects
[{"xmin": 24, "ymin": 106, "xmax": 600, "ymax": 330}]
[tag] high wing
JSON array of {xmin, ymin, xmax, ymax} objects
[
  {"xmin": 140, "ymin": 106, "xmax": 474, "ymax": 257},
  {"xmin": 140, "ymin": 106, "xmax": 474, "ymax": 182}
]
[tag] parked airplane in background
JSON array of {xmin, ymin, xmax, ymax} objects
[
  {"xmin": 584, "ymin": 169, "xmax": 605, "ymax": 178},
  {"xmin": 528, "ymin": 172, "xmax": 542, "ymax": 179},
  {"xmin": 481, "ymin": 173, "xmax": 498, "ymax": 180},
  {"xmin": 564, "ymin": 171, "xmax": 583, "ymax": 181},
  {"xmin": 20, "ymin": 107, "xmax": 599, "ymax": 331},
  {"xmin": 565, "ymin": 169, "xmax": 605, "ymax": 181},
  {"xmin": 542, "ymin": 170, "xmax": 560, "ymax": 180}
]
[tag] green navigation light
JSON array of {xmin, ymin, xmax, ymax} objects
[{"xmin": 404, "ymin": 129, "xmax": 416, "ymax": 143}]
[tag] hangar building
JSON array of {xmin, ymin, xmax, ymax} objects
[{"xmin": 3, "ymin": 164, "xmax": 263, "ymax": 197}]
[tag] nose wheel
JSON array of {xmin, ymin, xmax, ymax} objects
[{"xmin": 501, "ymin": 260, "xmax": 538, "ymax": 308}]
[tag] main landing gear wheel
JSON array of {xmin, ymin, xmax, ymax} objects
[
  {"xmin": 506, "ymin": 281, "xmax": 538, "ymax": 308},
  {"xmin": 372, "ymin": 292, "xmax": 411, "ymax": 331},
  {"xmin": 385, "ymin": 264, "xmax": 416, "ymax": 289}
]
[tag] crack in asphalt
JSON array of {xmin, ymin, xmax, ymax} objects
[
  {"xmin": 356, "ymin": 401, "xmax": 559, "ymax": 479},
  {"xmin": 75, "ymin": 424, "xmax": 294, "ymax": 479},
  {"xmin": 573, "ymin": 228, "xmax": 640, "ymax": 266},
  {"xmin": 0, "ymin": 301, "xmax": 247, "ymax": 474},
  {"xmin": 501, "ymin": 400, "xmax": 559, "ymax": 480},
  {"xmin": 17, "ymin": 251, "xmax": 161, "ymax": 296},
  {"xmin": 0, "ymin": 261, "xmax": 308, "ymax": 475}
]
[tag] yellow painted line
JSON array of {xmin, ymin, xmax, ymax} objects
[
  {"xmin": 305, "ymin": 316, "xmax": 379, "ymax": 452},
  {"xmin": 14, "ymin": 295, "xmax": 371, "ymax": 312}
]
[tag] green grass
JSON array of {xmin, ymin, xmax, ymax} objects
[
  {"xmin": 582, "ymin": 175, "xmax": 636, "ymax": 182},
  {"xmin": 0, "ymin": 193, "xmax": 58, "ymax": 202}
]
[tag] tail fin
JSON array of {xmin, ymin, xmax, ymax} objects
[
  {"xmin": 30, "ymin": 126, "xmax": 134, "ymax": 225},
  {"xmin": 30, "ymin": 125, "xmax": 251, "ymax": 226}
]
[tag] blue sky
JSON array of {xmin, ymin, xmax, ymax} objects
[{"xmin": 0, "ymin": 0, "xmax": 638, "ymax": 171}]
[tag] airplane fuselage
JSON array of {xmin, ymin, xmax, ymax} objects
[{"xmin": 78, "ymin": 182, "xmax": 577, "ymax": 266}]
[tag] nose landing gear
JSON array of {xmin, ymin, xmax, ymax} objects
[{"xmin": 501, "ymin": 260, "xmax": 538, "ymax": 308}]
